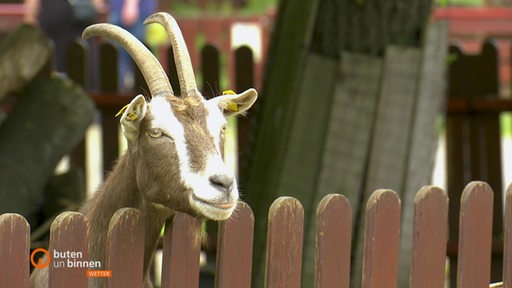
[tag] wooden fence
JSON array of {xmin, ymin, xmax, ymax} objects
[
  {"xmin": 445, "ymin": 40, "xmax": 512, "ymax": 285},
  {"xmin": 0, "ymin": 181, "xmax": 509, "ymax": 287}
]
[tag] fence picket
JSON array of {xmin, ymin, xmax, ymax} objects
[
  {"xmin": 106, "ymin": 208, "xmax": 144, "ymax": 288},
  {"xmin": 0, "ymin": 213, "xmax": 29, "ymax": 288},
  {"xmin": 161, "ymin": 213, "xmax": 202, "ymax": 288},
  {"xmin": 502, "ymin": 183, "xmax": 512, "ymax": 287},
  {"xmin": 315, "ymin": 194, "xmax": 352, "ymax": 288},
  {"xmin": 99, "ymin": 42, "xmax": 121, "ymax": 175},
  {"xmin": 362, "ymin": 189, "xmax": 401, "ymax": 288},
  {"xmin": 411, "ymin": 186, "xmax": 448, "ymax": 288},
  {"xmin": 265, "ymin": 197, "xmax": 304, "ymax": 288},
  {"xmin": 49, "ymin": 212, "xmax": 89, "ymax": 288},
  {"xmin": 234, "ymin": 46, "xmax": 255, "ymax": 183},
  {"xmin": 201, "ymin": 44, "xmax": 220, "ymax": 98},
  {"xmin": 457, "ymin": 181, "xmax": 494, "ymax": 288},
  {"xmin": 215, "ymin": 201, "xmax": 254, "ymax": 288}
]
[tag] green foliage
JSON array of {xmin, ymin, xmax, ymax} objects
[
  {"xmin": 170, "ymin": 0, "xmax": 277, "ymax": 15},
  {"xmin": 436, "ymin": 0, "xmax": 484, "ymax": 6}
]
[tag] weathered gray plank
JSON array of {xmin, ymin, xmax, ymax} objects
[
  {"xmin": 457, "ymin": 182, "xmax": 493, "ymax": 288},
  {"xmin": 354, "ymin": 46, "xmax": 421, "ymax": 288},
  {"xmin": 49, "ymin": 212, "xmax": 89, "ymax": 288},
  {"xmin": 315, "ymin": 194, "xmax": 352, "ymax": 288},
  {"xmin": 362, "ymin": 190, "xmax": 401, "ymax": 288},
  {"xmin": 410, "ymin": 186, "xmax": 448, "ymax": 288},
  {"xmin": 106, "ymin": 208, "xmax": 144, "ymax": 288},
  {"xmin": 215, "ymin": 202, "xmax": 254, "ymax": 288},
  {"xmin": 243, "ymin": 0, "xmax": 321, "ymax": 283},
  {"xmin": 364, "ymin": 46, "xmax": 421, "ymax": 194},
  {"xmin": 161, "ymin": 213, "xmax": 201, "ymax": 288},
  {"xmin": 398, "ymin": 21, "xmax": 448, "ymax": 286},
  {"xmin": 313, "ymin": 52, "xmax": 382, "ymax": 288},
  {"xmin": 274, "ymin": 53, "xmax": 337, "ymax": 287},
  {"xmin": 265, "ymin": 197, "xmax": 304, "ymax": 288},
  {"xmin": 0, "ymin": 213, "xmax": 30, "ymax": 288}
]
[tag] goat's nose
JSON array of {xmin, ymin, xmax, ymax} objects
[{"xmin": 209, "ymin": 174, "xmax": 234, "ymax": 193}]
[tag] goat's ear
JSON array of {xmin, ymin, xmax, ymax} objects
[
  {"xmin": 212, "ymin": 88, "xmax": 258, "ymax": 116},
  {"xmin": 120, "ymin": 95, "xmax": 148, "ymax": 143}
]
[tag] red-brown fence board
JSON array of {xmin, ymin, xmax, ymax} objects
[
  {"xmin": 0, "ymin": 213, "xmax": 29, "ymax": 288},
  {"xmin": 215, "ymin": 201, "xmax": 254, "ymax": 288},
  {"xmin": 411, "ymin": 186, "xmax": 449, "ymax": 288},
  {"xmin": 504, "ymin": 184, "xmax": 512, "ymax": 288},
  {"xmin": 315, "ymin": 194, "xmax": 352, "ymax": 288},
  {"xmin": 161, "ymin": 213, "xmax": 202, "ymax": 288},
  {"xmin": 49, "ymin": 212, "xmax": 89, "ymax": 288},
  {"xmin": 106, "ymin": 208, "xmax": 144, "ymax": 288},
  {"xmin": 457, "ymin": 182, "xmax": 494, "ymax": 288},
  {"xmin": 265, "ymin": 197, "xmax": 304, "ymax": 288},
  {"xmin": 362, "ymin": 190, "xmax": 401, "ymax": 288}
]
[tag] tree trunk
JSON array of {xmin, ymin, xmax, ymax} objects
[
  {"xmin": 0, "ymin": 75, "xmax": 94, "ymax": 225},
  {"xmin": 0, "ymin": 24, "xmax": 52, "ymax": 100}
]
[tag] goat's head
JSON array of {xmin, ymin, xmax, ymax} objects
[{"xmin": 83, "ymin": 12, "xmax": 257, "ymax": 221}]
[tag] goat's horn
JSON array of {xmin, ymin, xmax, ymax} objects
[
  {"xmin": 82, "ymin": 24, "xmax": 173, "ymax": 97},
  {"xmin": 144, "ymin": 12, "xmax": 197, "ymax": 97}
]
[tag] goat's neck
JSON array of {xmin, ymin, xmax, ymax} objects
[{"xmin": 80, "ymin": 152, "xmax": 172, "ymax": 275}]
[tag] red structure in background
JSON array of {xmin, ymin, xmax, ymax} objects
[{"xmin": 433, "ymin": 6, "xmax": 512, "ymax": 96}]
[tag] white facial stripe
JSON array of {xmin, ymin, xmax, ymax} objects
[
  {"xmin": 205, "ymin": 99, "xmax": 227, "ymax": 154},
  {"xmin": 149, "ymin": 97, "xmax": 191, "ymax": 188}
]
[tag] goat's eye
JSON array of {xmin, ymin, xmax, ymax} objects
[
  {"xmin": 220, "ymin": 124, "xmax": 227, "ymax": 136},
  {"xmin": 149, "ymin": 128, "xmax": 163, "ymax": 138}
]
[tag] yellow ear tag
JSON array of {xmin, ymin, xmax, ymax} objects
[
  {"xmin": 222, "ymin": 90, "xmax": 238, "ymax": 112},
  {"xmin": 226, "ymin": 101, "xmax": 238, "ymax": 112},
  {"xmin": 115, "ymin": 104, "xmax": 130, "ymax": 118},
  {"xmin": 126, "ymin": 112, "xmax": 138, "ymax": 121},
  {"xmin": 222, "ymin": 90, "xmax": 236, "ymax": 95}
]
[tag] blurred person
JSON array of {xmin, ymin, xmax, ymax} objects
[
  {"xmin": 23, "ymin": 0, "xmax": 104, "ymax": 72},
  {"xmin": 107, "ymin": 0, "xmax": 156, "ymax": 91}
]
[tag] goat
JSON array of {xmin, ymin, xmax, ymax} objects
[{"xmin": 29, "ymin": 12, "xmax": 257, "ymax": 288}]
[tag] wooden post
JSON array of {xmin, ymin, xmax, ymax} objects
[{"xmin": 99, "ymin": 42, "xmax": 121, "ymax": 175}]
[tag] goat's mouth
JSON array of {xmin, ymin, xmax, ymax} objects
[
  {"xmin": 191, "ymin": 195, "xmax": 237, "ymax": 210},
  {"xmin": 192, "ymin": 195, "xmax": 237, "ymax": 210}
]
